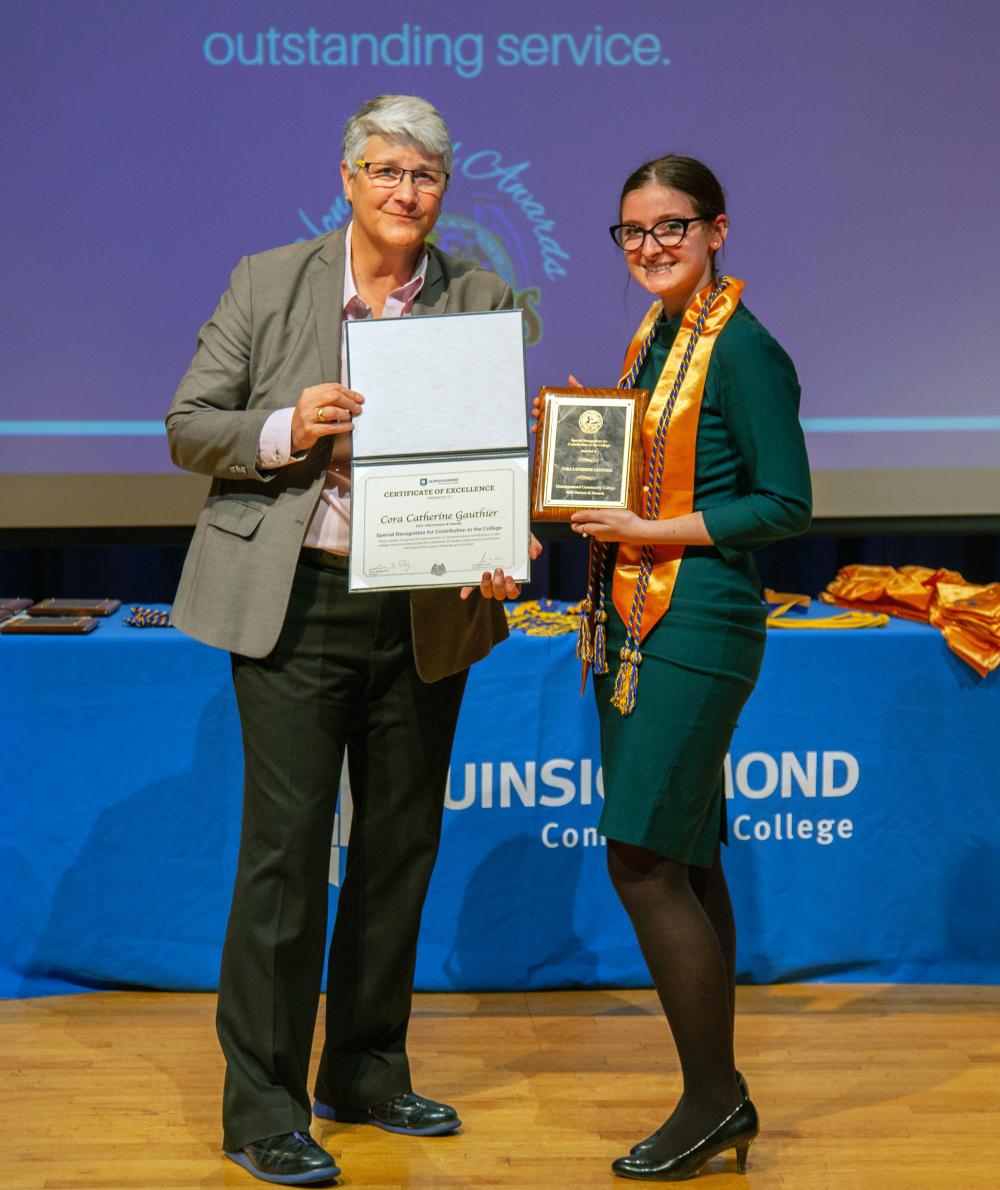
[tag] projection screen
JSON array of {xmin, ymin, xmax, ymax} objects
[{"xmin": 2, "ymin": 0, "xmax": 997, "ymax": 527}]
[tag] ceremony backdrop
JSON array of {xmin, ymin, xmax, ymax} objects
[
  {"xmin": 2, "ymin": 609, "xmax": 998, "ymax": 1000},
  {"xmin": 2, "ymin": 0, "xmax": 1000, "ymax": 525}
]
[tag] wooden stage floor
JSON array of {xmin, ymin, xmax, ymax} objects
[{"xmin": 2, "ymin": 985, "xmax": 998, "ymax": 1189}]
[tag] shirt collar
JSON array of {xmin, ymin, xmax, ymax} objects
[{"xmin": 342, "ymin": 220, "xmax": 428, "ymax": 317}]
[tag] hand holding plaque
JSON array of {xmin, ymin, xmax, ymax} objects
[{"xmin": 530, "ymin": 387, "xmax": 649, "ymax": 522}]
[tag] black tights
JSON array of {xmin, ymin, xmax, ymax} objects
[
  {"xmin": 688, "ymin": 845, "xmax": 737, "ymax": 1032},
  {"xmin": 607, "ymin": 838, "xmax": 742, "ymax": 1153}
]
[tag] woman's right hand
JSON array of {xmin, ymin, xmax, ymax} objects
[
  {"xmin": 531, "ymin": 373, "xmax": 582, "ymax": 427},
  {"xmin": 291, "ymin": 382, "xmax": 364, "ymax": 452}
]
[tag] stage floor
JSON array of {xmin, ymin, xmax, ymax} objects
[{"xmin": 1, "ymin": 985, "xmax": 997, "ymax": 1189}]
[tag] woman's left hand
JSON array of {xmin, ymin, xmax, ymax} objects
[
  {"xmin": 570, "ymin": 509, "xmax": 650, "ymax": 544},
  {"xmin": 460, "ymin": 533, "xmax": 544, "ymax": 600}
]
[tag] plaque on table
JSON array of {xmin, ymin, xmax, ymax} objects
[
  {"xmin": 531, "ymin": 387, "xmax": 649, "ymax": 522},
  {"xmin": 1, "ymin": 598, "xmax": 33, "ymax": 614},
  {"xmin": 27, "ymin": 598, "xmax": 121, "ymax": 617},
  {"xmin": 1, "ymin": 614, "xmax": 99, "ymax": 634}
]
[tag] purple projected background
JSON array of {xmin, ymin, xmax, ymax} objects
[{"xmin": 2, "ymin": 0, "xmax": 998, "ymax": 488}]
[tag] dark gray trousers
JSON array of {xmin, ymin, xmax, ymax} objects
[{"xmin": 217, "ymin": 552, "xmax": 466, "ymax": 1151}]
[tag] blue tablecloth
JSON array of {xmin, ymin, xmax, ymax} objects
[{"xmin": 2, "ymin": 603, "xmax": 998, "ymax": 998}]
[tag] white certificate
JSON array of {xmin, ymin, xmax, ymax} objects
[
  {"xmin": 346, "ymin": 309, "xmax": 528, "ymax": 457},
  {"xmin": 349, "ymin": 455, "xmax": 530, "ymax": 592}
]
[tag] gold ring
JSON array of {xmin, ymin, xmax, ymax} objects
[
  {"xmin": 582, "ymin": 531, "xmax": 589, "ymax": 539},
  {"xmin": 315, "ymin": 406, "xmax": 327, "ymax": 423}
]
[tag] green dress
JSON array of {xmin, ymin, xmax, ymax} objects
[{"xmin": 595, "ymin": 300, "xmax": 812, "ymax": 867}]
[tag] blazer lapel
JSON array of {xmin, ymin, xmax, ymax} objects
[
  {"xmin": 309, "ymin": 228, "xmax": 348, "ymax": 382},
  {"xmin": 414, "ymin": 244, "xmax": 450, "ymax": 316},
  {"xmin": 310, "ymin": 230, "xmax": 446, "ymax": 372}
]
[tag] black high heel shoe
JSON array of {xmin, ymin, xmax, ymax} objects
[
  {"xmin": 612, "ymin": 1096, "xmax": 758, "ymax": 1181},
  {"xmin": 628, "ymin": 1071, "xmax": 749, "ymax": 1157}
]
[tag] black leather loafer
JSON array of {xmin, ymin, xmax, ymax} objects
[
  {"xmin": 313, "ymin": 1090, "xmax": 461, "ymax": 1135},
  {"xmin": 629, "ymin": 1071, "xmax": 750, "ymax": 1156},
  {"xmin": 225, "ymin": 1130, "xmax": 341, "ymax": 1184}
]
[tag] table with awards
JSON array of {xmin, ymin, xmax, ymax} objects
[{"xmin": 1, "ymin": 603, "xmax": 997, "ymax": 998}]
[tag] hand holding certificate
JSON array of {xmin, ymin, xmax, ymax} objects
[{"xmin": 346, "ymin": 309, "xmax": 530, "ymax": 592}]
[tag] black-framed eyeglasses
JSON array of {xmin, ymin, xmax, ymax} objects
[
  {"xmin": 609, "ymin": 216, "xmax": 713, "ymax": 251},
  {"xmin": 355, "ymin": 159, "xmax": 449, "ymax": 194}
]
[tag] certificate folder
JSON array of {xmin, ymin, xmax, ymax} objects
[
  {"xmin": 345, "ymin": 309, "xmax": 530, "ymax": 592},
  {"xmin": 347, "ymin": 309, "xmax": 528, "ymax": 457}
]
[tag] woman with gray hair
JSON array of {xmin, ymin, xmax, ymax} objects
[
  {"xmin": 341, "ymin": 93, "xmax": 454, "ymax": 179},
  {"xmin": 167, "ymin": 92, "xmax": 536, "ymax": 1185}
]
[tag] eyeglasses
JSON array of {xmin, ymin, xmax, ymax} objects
[
  {"xmin": 355, "ymin": 160, "xmax": 449, "ymax": 194},
  {"xmin": 609, "ymin": 216, "xmax": 713, "ymax": 251}
]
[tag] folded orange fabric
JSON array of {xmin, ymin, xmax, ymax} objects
[
  {"xmin": 820, "ymin": 565, "xmax": 1000, "ymax": 677},
  {"xmin": 929, "ymin": 578, "xmax": 1000, "ymax": 677},
  {"xmin": 821, "ymin": 564, "xmax": 932, "ymax": 614}
]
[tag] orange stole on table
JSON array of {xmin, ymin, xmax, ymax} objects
[{"xmin": 821, "ymin": 564, "xmax": 1000, "ymax": 677}]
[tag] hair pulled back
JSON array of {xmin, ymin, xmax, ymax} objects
[{"xmin": 620, "ymin": 155, "xmax": 726, "ymax": 219}]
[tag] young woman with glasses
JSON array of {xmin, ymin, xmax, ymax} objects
[{"xmin": 536, "ymin": 155, "xmax": 812, "ymax": 1180}]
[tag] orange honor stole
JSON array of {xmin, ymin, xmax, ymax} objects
[{"xmin": 578, "ymin": 275, "xmax": 744, "ymax": 714}]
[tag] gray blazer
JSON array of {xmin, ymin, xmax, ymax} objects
[{"xmin": 166, "ymin": 226, "xmax": 512, "ymax": 681}]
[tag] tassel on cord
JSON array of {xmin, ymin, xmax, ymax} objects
[
  {"xmin": 610, "ymin": 646, "xmax": 642, "ymax": 716},
  {"xmin": 576, "ymin": 595, "xmax": 594, "ymax": 663},
  {"xmin": 591, "ymin": 540, "xmax": 609, "ymax": 675},
  {"xmin": 592, "ymin": 607, "xmax": 608, "ymax": 675},
  {"xmin": 577, "ymin": 539, "xmax": 605, "ymax": 666}
]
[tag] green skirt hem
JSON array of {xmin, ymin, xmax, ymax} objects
[{"xmin": 598, "ymin": 794, "xmax": 727, "ymax": 869}]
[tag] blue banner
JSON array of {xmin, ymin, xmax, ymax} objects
[{"xmin": 1, "ymin": 606, "xmax": 997, "ymax": 998}]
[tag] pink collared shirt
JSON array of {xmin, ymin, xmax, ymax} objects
[{"xmin": 257, "ymin": 222, "xmax": 428, "ymax": 555}]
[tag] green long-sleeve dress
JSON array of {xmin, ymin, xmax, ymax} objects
[{"xmin": 595, "ymin": 300, "xmax": 812, "ymax": 867}]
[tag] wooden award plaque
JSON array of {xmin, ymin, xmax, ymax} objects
[{"xmin": 531, "ymin": 386, "xmax": 649, "ymax": 523}]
